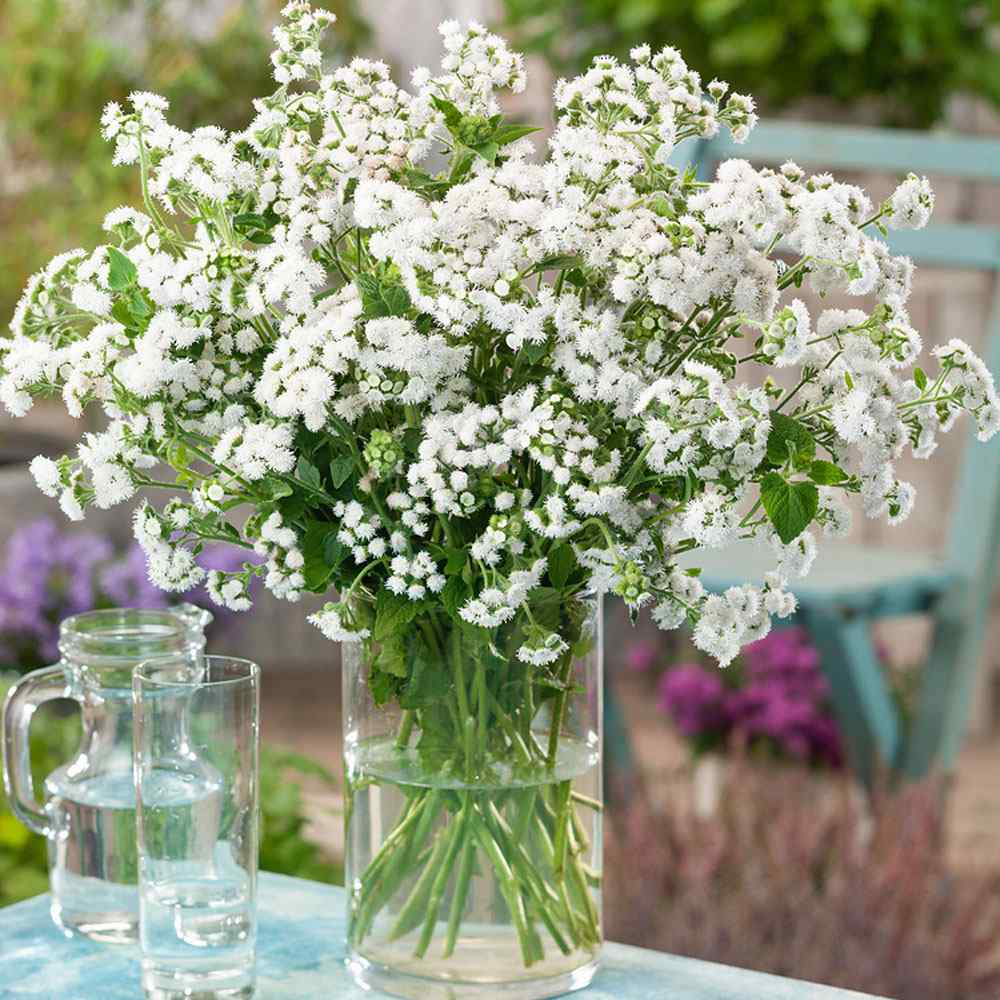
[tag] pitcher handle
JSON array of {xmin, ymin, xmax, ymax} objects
[{"xmin": 2, "ymin": 664, "xmax": 71, "ymax": 837}]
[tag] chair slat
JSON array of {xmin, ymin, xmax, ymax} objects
[
  {"xmin": 703, "ymin": 122, "xmax": 1000, "ymax": 181},
  {"xmin": 888, "ymin": 225, "xmax": 1000, "ymax": 270}
]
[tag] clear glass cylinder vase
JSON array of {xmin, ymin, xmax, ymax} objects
[{"xmin": 343, "ymin": 593, "xmax": 603, "ymax": 1000}]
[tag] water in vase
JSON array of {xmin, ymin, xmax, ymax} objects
[{"xmin": 346, "ymin": 734, "xmax": 603, "ymax": 1000}]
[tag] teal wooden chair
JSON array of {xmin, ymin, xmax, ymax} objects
[{"xmin": 678, "ymin": 122, "xmax": 1000, "ymax": 786}]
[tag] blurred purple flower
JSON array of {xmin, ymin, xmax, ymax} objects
[
  {"xmin": 0, "ymin": 519, "xmax": 257, "ymax": 671},
  {"xmin": 657, "ymin": 626, "xmax": 844, "ymax": 769},
  {"xmin": 626, "ymin": 640, "xmax": 659, "ymax": 673},
  {"xmin": 728, "ymin": 680, "xmax": 843, "ymax": 768},
  {"xmin": 658, "ymin": 664, "xmax": 728, "ymax": 738},
  {"xmin": 98, "ymin": 544, "xmax": 171, "ymax": 610},
  {"xmin": 0, "ymin": 520, "xmax": 113, "ymax": 662},
  {"xmin": 743, "ymin": 627, "xmax": 829, "ymax": 702}
]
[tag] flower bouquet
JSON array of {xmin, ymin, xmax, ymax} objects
[{"xmin": 2, "ymin": 3, "xmax": 997, "ymax": 995}]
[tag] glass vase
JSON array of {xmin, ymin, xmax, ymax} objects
[{"xmin": 343, "ymin": 593, "xmax": 602, "ymax": 1000}]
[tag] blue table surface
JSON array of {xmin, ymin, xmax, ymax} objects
[{"xmin": 0, "ymin": 873, "xmax": 889, "ymax": 999}]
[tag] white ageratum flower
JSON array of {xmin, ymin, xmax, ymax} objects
[
  {"xmin": 29, "ymin": 455, "xmax": 62, "ymax": 497},
  {"xmin": 308, "ymin": 603, "xmax": 370, "ymax": 642},
  {"xmin": 132, "ymin": 504, "xmax": 205, "ymax": 591},
  {"xmin": 517, "ymin": 629, "xmax": 569, "ymax": 666},
  {"xmin": 207, "ymin": 571, "xmax": 254, "ymax": 612},
  {"xmin": 886, "ymin": 174, "xmax": 934, "ymax": 230}
]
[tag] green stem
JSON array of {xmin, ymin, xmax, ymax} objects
[
  {"xmin": 354, "ymin": 790, "xmax": 441, "ymax": 944},
  {"xmin": 546, "ymin": 652, "xmax": 575, "ymax": 768},
  {"xmin": 471, "ymin": 812, "xmax": 538, "ymax": 966},
  {"xmin": 475, "ymin": 658, "xmax": 489, "ymax": 756},
  {"xmin": 484, "ymin": 804, "xmax": 572, "ymax": 956},
  {"xmin": 396, "ymin": 710, "xmax": 415, "ymax": 749},
  {"xmin": 388, "ymin": 826, "xmax": 451, "ymax": 941},
  {"xmin": 570, "ymin": 791, "xmax": 603, "ymax": 812},
  {"xmin": 414, "ymin": 797, "xmax": 471, "ymax": 957},
  {"xmin": 551, "ymin": 779, "xmax": 572, "ymax": 877},
  {"xmin": 443, "ymin": 837, "xmax": 477, "ymax": 959},
  {"xmin": 452, "ymin": 630, "xmax": 476, "ymax": 780}
]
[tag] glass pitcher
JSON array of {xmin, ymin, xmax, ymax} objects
[{"xmin": 2, "ymin": 606, "xmax": 209, "ymax": 942}]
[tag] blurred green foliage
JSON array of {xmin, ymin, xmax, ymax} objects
[
  {"xmin": 502, "ymin": 0, "xmax": 1000, "ymax": 127},
  {"xmin": 0, "ymin": 0, "xmax": 367, "ymax": 332},
  {"xmin": 258, "ymin": 746, "xmax": 342, "ymax": 885},
  {"xmin": 0, "ymin": 676, "xmax": 341, "ymax": 907},
  {"xmin": 0, "ymin": 684, "xmax": 78, "ymax": 906}
]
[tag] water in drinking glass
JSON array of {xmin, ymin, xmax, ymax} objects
[
  {"xmin": 138, "ymin": 767, "xmax": 256, "ymax": 999},
  {"xmin": 134, "ymin": 656, "xmax": 260, "ymax": 1000}
]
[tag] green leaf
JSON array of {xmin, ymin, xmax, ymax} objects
[
  {"xmin": 523, "ymin": 341, "xmax": 549, "ymax": 364},
  {"xmin": 301, "ymin": 522, "xmax": 337, "ymax": 591},
  {"xmin": 373, "ymin": 591, "xmax": 429, "ymax": 644},
  {"xmin": 471, "ymin": 140, "xmax": 499, "ymax": 164},
  {"xmin": 430, "ymin": 95, "xmax": 463, "ymax": 129},
  {"xmin": 493, "ymin": 123, "xmax": 542, "ymax": 146},
  {"xmin": 760, "ymin": 473, "xmax": 819, "ymax": 544},
  {"xmin": 296, "ymin": 456, "xmax": 323, "ymax": 492},
  {"xmin": 277, "ymin": 492, "xmax": 308, "ymax": 523},
  {"xmin": 369, "ymin": 667, "xmax": 405, "ymax": 706},
  {"xmin": 129, "ymin": 289, "xmax": 152, "ymax": 318},
  {"xmin": 111, "ymin": 297, "xmax": 135, "ymax": 328},
  {"xmin": 526, "ymin": 254, "xmax": 585, "ymax": 276},
  {"xmin": 443, "ymin": 547, "xmax": 468, "ymax": 574},
  {"xmin": 261, "ymin": 477, "xmax": 294, "ymax": 500},
  {"xmin": 448, "ymin": 147, "xmax": 476, "ymax": 185},
  {"xmin": 356, "ymin": 273, "xmax": 412, "ymax": 318},
  {"xmin": 648, "ymin": 195, "xmax": 672, "ymax": 217},
  {"xmin": 107, "ymin": 247, "xmax": 137, "ymax": 291},
  {"xmin": 233, "ymin": 212, "xmax": 271, "ymax": 229},
  {"xmin": 329, "ymin": 455, "xmax": 354, "ymax": 489},
  {"xmin": 548, "ymin": 544, "xmax": 576, "ymax": 589},
  {"xmin": 402, "ymin": 168, "xmax": 450, "ymax": 201},
  {"xmin": 766, "ymin": 411, "xmax": 816, "ymax": 467},
  {"xmin": 808, "ymin": 460, "xmax": 849, "ymax": 485},
  {"xmin": 381, "ymin": 283, "xmax": 411, "ymax": 316},
  {"xmin": 323, "ymin": 534, "xmax": 347, "ymax": 571},
  {"xmin": 375, "ymin": 636, "xmax": 408, "ymax": 678},
  {"xmin": 914, "ymin": 366, "xmax": 928, "ymax": 390},
  {"xmin": 415, "ymin": 718, "xmax": 456, "ymax": 771},
  {"xmin": 441, "ymin": 575, "xmax": 470, "ymax": 620},
  {"xmin": 400, "ymin": 653, "xmax": 449, "ymax": 709}
]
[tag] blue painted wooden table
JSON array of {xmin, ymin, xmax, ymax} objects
[{"xmin": 0, "ymin": 872, "xmax": 888, "ymax": 999}]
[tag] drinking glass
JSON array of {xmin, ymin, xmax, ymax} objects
[{"xmin": 133, "ymin": 655, "xmax": 260, "ymax": 1000}]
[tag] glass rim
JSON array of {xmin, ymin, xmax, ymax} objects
[
  {"xmin": 58, "ymin": 608, "xmax": 206, "ymax": 668},
  {"xmin": 133, "ymin": 654, "xmax": 260, "ymax": 689},
  {"xmin": 60, "ymin": 607, "xmax": 189, "ymax": 641}
]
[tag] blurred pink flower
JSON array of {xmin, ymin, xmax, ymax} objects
[{"xmin": 625, "ymin": 639, "xmax": 659, "ymax": 672}]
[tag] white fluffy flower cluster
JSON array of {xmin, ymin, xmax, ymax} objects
[
  {"xmin": 309, "ymin": 601, "xmax": 370, "ymax": 642},
  {"xmin": 3, "ymin": 5, "xmax": 997, "ymax": 668}
]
